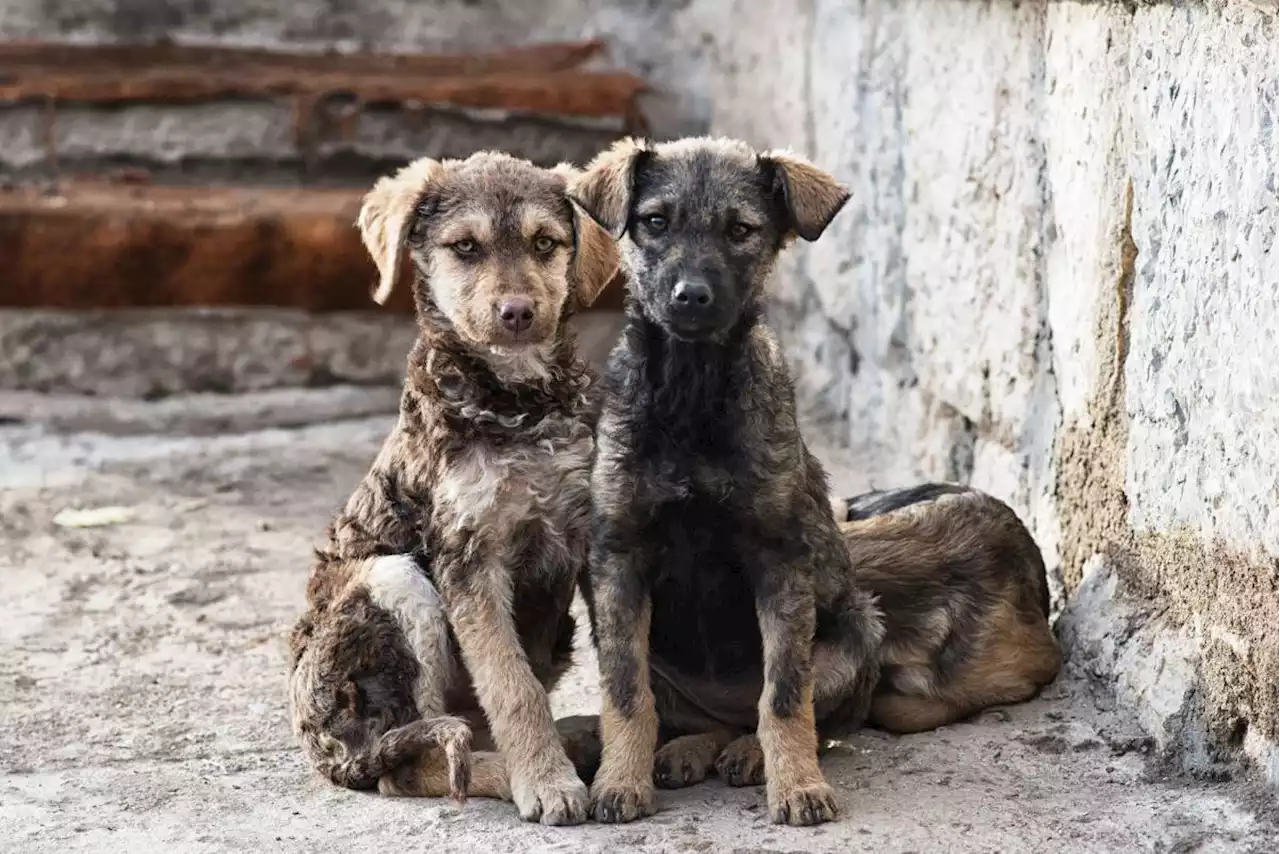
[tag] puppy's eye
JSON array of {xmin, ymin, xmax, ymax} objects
[
  {"xmin": 727, "ymin": 222, "xmax": 754, "ymax": 242},
  {"xmin": 534, "ymin": 236, "xmax": 556, "ymax": 255},
  {"xmin": 644, "ymin": 214, "xmax": 668, "ymax": 233},
  {"xmin": 451, "ymin": 239, "xmax": 478, "ymax": 256}
]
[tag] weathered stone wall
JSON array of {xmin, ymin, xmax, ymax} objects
[{"xmin": 688, "ymin": 0, "xmax": 1278, "ymax": 780}]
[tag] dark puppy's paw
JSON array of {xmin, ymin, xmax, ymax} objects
[
  {"xmin": 715, "ymin": 735, "xmax": 766, "ymax": 787},
  {"xmin": 653, "ymin": 737, "xmax": 715, "ymax": 789},
  {"xmin": 590, "ymin": 780, "xmax": 655, "ymax": 823},
  {"xmin": 768, "ymin": 781, "xmax": 839, "ymax": 826}
]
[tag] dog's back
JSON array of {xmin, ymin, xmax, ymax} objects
[{"xmin": 836, "ymin": 484, "xmax": 1061, "ymax": 733}]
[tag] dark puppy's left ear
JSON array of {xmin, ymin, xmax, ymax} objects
[{"xmin": 763, "ymin": 150, "xmax": 851, "ymax": 242}]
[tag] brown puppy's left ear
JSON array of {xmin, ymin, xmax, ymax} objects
[
  {"xmin": 569, "ymin": 199, "xmax": 621, "ymax": 307},
  {"xmin": 763, "ymin": 150, "xmax": 851, "ymax": 242},
  {"xmin": 357, "ymin": 156, "xmax": 443, "ymax": 305},
  {"xmin": 569, "ymin": 137, "xmax": 649, "ymax": 237}
]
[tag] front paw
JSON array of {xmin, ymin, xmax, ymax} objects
[
  {"xmin": 511, "ymin": 765, "xmax": 589, "ymax": 826},
  {"xmin": 590, "ymin": 778, "xmax": 655, "ymax": 823},
  {"xmin": 768, "ymin": 781, "xmax": 838, "ymax": 826}
]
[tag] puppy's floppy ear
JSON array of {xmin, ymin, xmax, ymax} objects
[
  {"xmin": 569, "ymin": 200, "xmax": 621, "ymax": 307},
  {"xmin": 552, "ymin": 162, "xmax": 621, "ymax": 307},
  {"xmin": 357, "ymin": 156, "xmax": 443, "ymax": 305},
  {"xmin": 569, "ymin": 137, "xmax": 649, "ymax": 237},
  {"xmin": 762, "ymin": 150, "xmax": 850, "ymax": 242}
]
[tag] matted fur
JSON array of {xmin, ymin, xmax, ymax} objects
[
  {"xmin": 288, "ymin": 152, "xmax": 617, "ymax": 826},
  {"xmin": 571, "ymin": 137, "xmax": 879, "ymax": 827}
]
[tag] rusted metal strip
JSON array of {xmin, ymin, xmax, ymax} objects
[
  {"xmin": 0, "ymin": 69, "xmax": 648, "ymax": 121},
  {"xmin": 0, "ymin": 39, "xmax": 606, "ymax": 77},
  {"xmin": 0, "ymin": 182, "xmax": 625, "ymax": 313}
]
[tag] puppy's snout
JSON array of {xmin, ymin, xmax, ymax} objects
[
  {"xmin": 496, "ymin": 297, "xmax": 536, "ymax": 334},
  {"xmin": 671, "ymin": 280, "xmax": 714, "ymax": 312}
]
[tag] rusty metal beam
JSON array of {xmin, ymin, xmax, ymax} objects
[
  {"xmin": 0, "ymin": 181, "xmax": 625, "ymax": 313},
  {"xmin": 0, "ymin": 41, "xmax": 648, "ymax": 120}
]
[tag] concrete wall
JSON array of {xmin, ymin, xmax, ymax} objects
[{"xmin": 686, "ymin": 0, "xmax": 1277, "ymax": 780}]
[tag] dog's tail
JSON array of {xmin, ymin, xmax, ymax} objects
[{"xmin": 329, "ymin": 716, "xmax": 472, "ymax": 802}]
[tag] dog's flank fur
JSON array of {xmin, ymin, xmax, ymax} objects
[
  {"xmin": 288, "ymin": 152, "xmax": 617, "ymax": 826},
  {"xmin": 834, "ymin": 484, "xmax": 1061, "ymax": 733},
  {"xmin": 573, "ymin": 136, "xmax": 878, "ymax": 827}
]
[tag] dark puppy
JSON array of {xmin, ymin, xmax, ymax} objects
[
  {"xmin": 835, "ymin": 483, "xmax": 1061, "ymax": 732},
  {"xmin": 289, "ymin": 153, "xmax": 617, "ymax": 824},
  {"xmin": 571, "ymin": 137, "xmax": 884, "ymax": 826}
]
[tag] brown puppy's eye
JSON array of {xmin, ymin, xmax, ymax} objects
[
  {"xmin": 452, "ymin": 239, "xmax": 478, "ymax": 256},
  {"xmin": 534, "ymin": 236, "xmax": 555, "ymax": 255},
  {"xmin": 728, "ymin": 222, "xmax": 754, "ymax": 242}
]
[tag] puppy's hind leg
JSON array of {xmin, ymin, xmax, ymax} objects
[
  {"xmin": 812, "ymin": 588, "xmax": 884, "ymax": 739},
  {"xmin": 368, "ymin": 717, "xmax": 474, "ymax": 801},
  {"xmin": 360, "ymin": 555, "xmax": 481, "ymax": 799}
]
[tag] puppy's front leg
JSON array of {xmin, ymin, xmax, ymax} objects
[
  {"xmin": 437, "ymin": 551, "xmax": 587, "ymax": 825},
  {"xmin": 589, "ymin": 550, "xmax": 659, "ymax": 823},
  {"xmin": 755, "ymin": 572, "xmax": 839, "ymax": 826}
]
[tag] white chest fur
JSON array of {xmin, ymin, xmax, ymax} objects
[{"xmin": 434, "ymin": 425, "xmax": 594, "ymax": 551}]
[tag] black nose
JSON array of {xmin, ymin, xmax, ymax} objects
[
  {"xmin": 670, "ymin": 280, "xmax": 714, "ymax": 312},
  {"xmin": 497, "ymin": 298, "xmax": 535, "ymax": 334}
]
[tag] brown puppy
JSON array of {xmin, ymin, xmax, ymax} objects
[
  {"xmin": 288, "ymin": 152, "xmax": 618, "ymax": 825},
  {"xmin": 572, "ymin": 137, "xmax": 884, "ymax": 826},
  {"xmin": 835, "ymin": 483, "xmax": 1061, "ymax": 733}
]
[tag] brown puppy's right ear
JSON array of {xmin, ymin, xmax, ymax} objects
[
  {"xmin": 357, "ymin": 157, "xmax": 443, "ymax": 305},
  {"xmin": 568, "ymin": 200, "xmax": 621, "ymax": 307},
  {"xmin": 569, "ymin": 137, "xmax": 649, "ymax": 238}
]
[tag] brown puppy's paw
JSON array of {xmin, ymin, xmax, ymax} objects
[
  {"xmin": 768, "ymin": 781, "xmax": 838, "ymax": 826},
  {"xmin": 654, "ymin": 737, "xmax": 715, "ymax": 789},
  {"xmin": 511, "ymin": 763, "xmax": 589, "ymax": 826},
  {"xmin": 715, "ymin": 735, "xmax": 766, "ymax": 787},
  {"xmin": 590, "ymin": 779, "xmax": 655, "ymax": 823}
]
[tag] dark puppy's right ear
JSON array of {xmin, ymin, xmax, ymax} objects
[{"xmin": 569, "ymin": 137, "xmax": 649, "ymax": 238}]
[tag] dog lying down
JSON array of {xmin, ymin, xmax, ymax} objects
[
  {"xmin": 835, "ymin": 483, "xmax": 1060, "ymax": 735},
  {"xmin": 287, "ymin": 152, "xmax": 618, "ymax": 825}
]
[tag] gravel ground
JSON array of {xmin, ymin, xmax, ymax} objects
[{"xmin": 1, "ymin": 388, "xmax": 1275, "ymax": 854}]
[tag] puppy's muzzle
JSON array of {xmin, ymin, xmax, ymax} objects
[{"xmin": 668, "ymin": 278, "xmax": 718, "ymax": 335}]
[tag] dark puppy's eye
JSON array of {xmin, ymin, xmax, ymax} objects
[
  {"xmin": 451, "ymin": 239, "xmax": 478, "ymax": 256},
  {"xmin": 534, "ymin": 236, "xmax": 555, "ymax": 255},
  {"xmin": 643, "ymin": 214, "xmax": 668, "ymax": 233},
  {"xmin": 728, "ymin": 222, "xmax": 755, "ymax": 242}
]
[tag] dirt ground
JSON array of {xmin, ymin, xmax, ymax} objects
[{"xmin": 1, "ymin": 387, "xmax": 1275, "ymax": 854}]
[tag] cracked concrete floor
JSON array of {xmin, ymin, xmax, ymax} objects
[{"xmin": 1, "ymin": 390, "xmax": 1275, "ymax": 854}]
